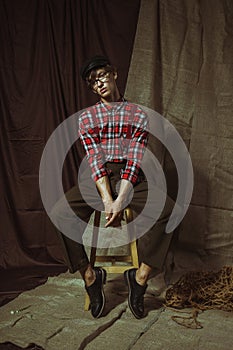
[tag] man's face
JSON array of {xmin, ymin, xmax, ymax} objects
[{"xmin": 87, "ymin": 67, "xmax": 117, "ymax": 99}]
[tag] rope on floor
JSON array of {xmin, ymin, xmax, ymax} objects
[{"xmin": 164, "ymin": 266, "xmax": 233, "ymax": 328}]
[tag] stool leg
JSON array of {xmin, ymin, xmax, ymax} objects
[
  {"xmin": 124, "ymin": 207, "xmax": 135, "ymax": 243},
  {"xmin": 84, "ymin": 210, "xmax": 101, "ymax": 311},
  {"xmin": 84, "ymin": 293, "xmax": 90, "ymax": 311},
  {"xmin": 90, "ymin": 210, "xmax": 101, "ymax": 267},
  {"xmin": 130, "ymin": 240, "xmax": 139, "ymax": 268},
  {"xmin": 125, "ymin": 208, "xmax": 139, "ymax": 269}
]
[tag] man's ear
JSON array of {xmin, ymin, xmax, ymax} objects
[{"xmin": 112, "ymin": 66, "xmax": 117, "ymax": 80}]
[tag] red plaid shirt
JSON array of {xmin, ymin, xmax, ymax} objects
[{"xmin": 78, "ymin": 101, "xmax": 148, "ymax": 184}]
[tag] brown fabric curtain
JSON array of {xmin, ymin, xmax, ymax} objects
[
  {"xmin": 0, "ymin": 0, "xmax": 140, "ymax": 289},
  {"xmin": 126, "ymin": 0, "xmax": 233, "ymax": 268}
]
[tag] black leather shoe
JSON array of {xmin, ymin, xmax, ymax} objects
[
  {"xmin": 85, "ymin": 267, "xmax": 107, "ymax": 318},
  {"xmin": 124, "ymin": 268, "xmax": 147, "ymax": 319}
]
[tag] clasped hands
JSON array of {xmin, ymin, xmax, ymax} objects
[
  {"xmin": 103, "ymin": 197, "xmax": 124, "ymax": 228},
  {"xmin": 96, "ymin": 176, "xmax": 132, "ymax": 229}
]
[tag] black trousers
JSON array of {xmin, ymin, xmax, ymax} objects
[{"xmin": 51, "ymin": 162, "xmax": 175, "ymax": 273}]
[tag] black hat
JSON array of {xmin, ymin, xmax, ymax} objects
[{"xmin": 80, "ymin": 55, "xmax": 111, "ymax": 80}]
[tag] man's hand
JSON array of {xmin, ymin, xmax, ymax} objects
[
  {"xmin": 95, "ymin": 176, "xmax": 122, "ymax": 227},
  {"xmin": 104, "ymin": 198, "xmax": 124, "ymax": 228},
  {"xmin": 96, "ymin": 176, "xmax": 133, "ymax": 228}
]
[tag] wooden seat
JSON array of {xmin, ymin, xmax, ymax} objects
[{"xmin": 84, "ymin": 207, "xmax": 139, "ymax": 311}]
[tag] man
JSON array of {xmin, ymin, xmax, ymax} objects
[{"xmin": 51, "ymin": 55, "xmax": 174, "ymax": 319}]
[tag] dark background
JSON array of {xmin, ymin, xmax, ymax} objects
[{"xmin": 0, "ymin": 0, "xmax": 140, "ymax": 304}]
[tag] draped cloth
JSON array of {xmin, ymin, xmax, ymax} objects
[{"xmin": 125, "ymin": 0, "xmax": 233, "ymax": 267}]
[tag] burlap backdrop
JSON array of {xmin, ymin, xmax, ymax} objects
[{"xmin": 125, "ymin": 0, "xmax": 233, "ymax": 268}]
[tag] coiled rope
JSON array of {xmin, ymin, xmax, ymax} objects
[{"xmin": 164, "ymin": 266, "xmax": 233, "ymax": 328}]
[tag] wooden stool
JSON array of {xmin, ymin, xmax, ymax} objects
[{"xmin": 84, "ymin": 207, "xmax": 139, "ymax": 311}]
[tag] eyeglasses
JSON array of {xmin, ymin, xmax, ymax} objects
[{"xmin": 87, "ymin": 71, "xmax": 111, "ymax": 89}]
